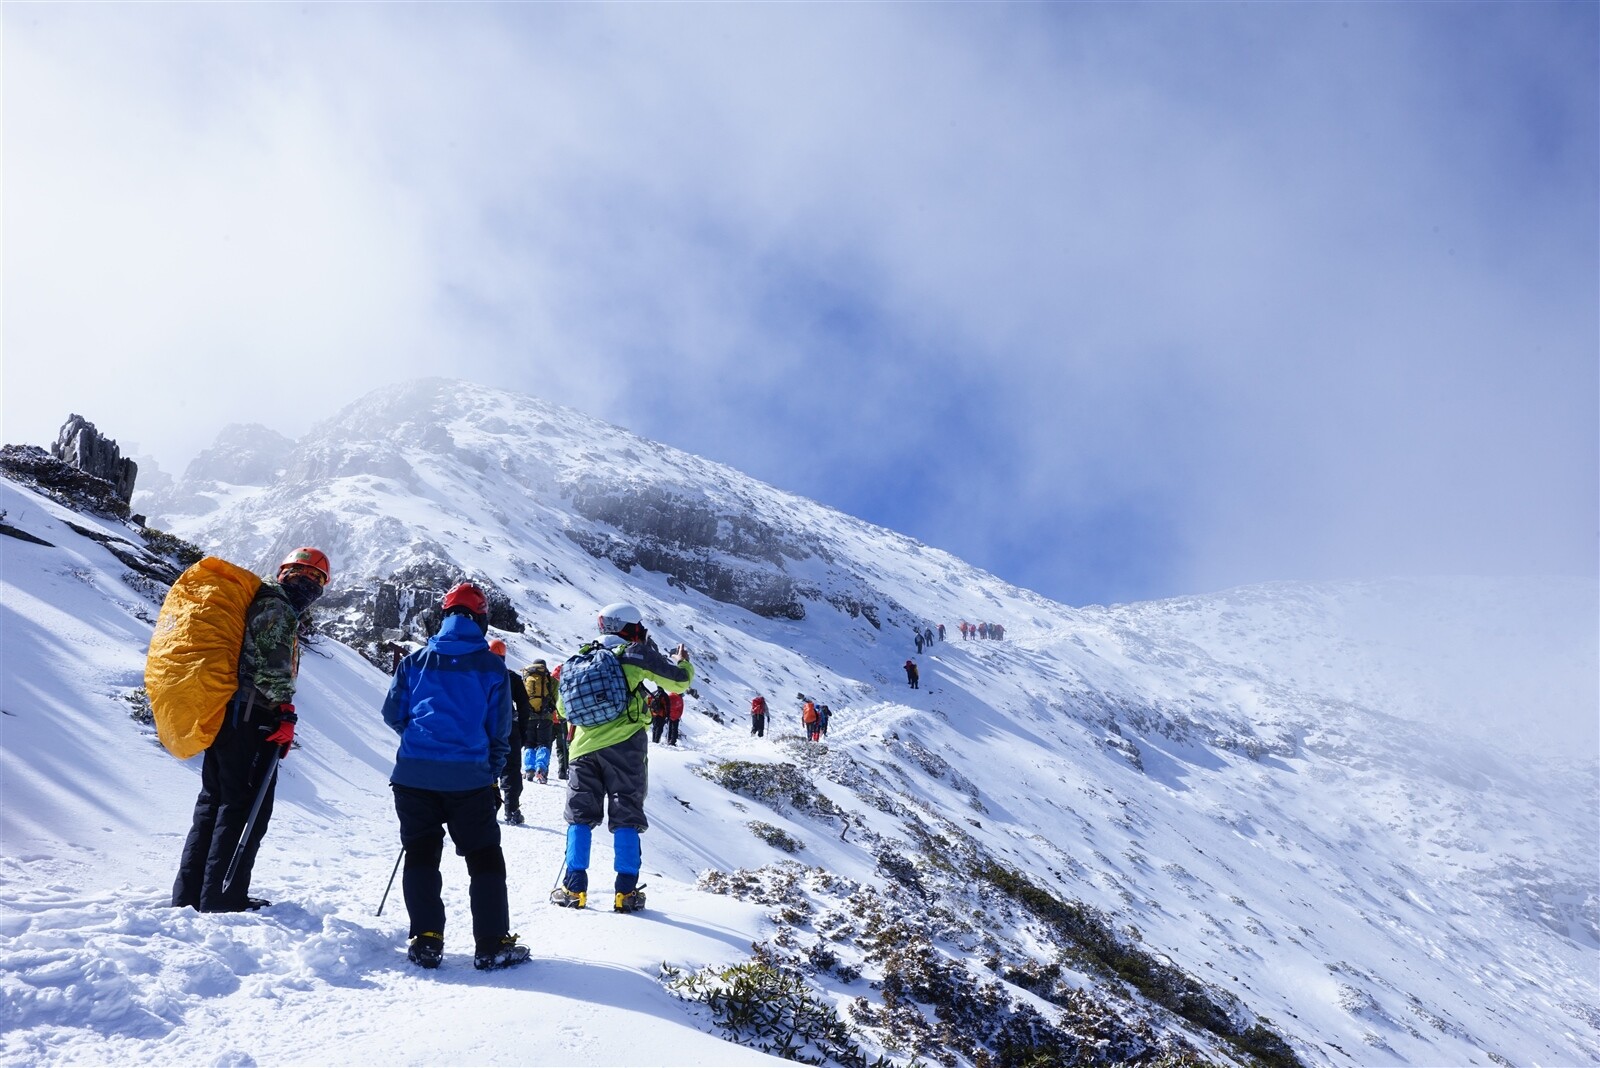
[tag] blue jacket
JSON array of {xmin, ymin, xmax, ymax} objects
[{"xmin": 382, "ymin": 613, "xmax": 512, "ymax": 791}]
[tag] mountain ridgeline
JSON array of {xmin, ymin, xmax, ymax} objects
[{"xmin": 140, "ymin": 378, "xmax": 1047, "ymax": 663}]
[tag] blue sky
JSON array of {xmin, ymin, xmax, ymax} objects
[{"xmin": 5, "ymin": 3, "xmax": 1596, "ymax": 606}]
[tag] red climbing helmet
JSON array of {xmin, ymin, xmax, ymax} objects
[
  {"xmin": 278, "ymin": 547, "xmax": 331, "ymax": 586},
  {"xmin": 442, "ymin": 582, "xmax": 488, "ymax": 617}
]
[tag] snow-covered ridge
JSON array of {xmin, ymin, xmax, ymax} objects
[
  {"xmin": 7, "ymin": 379, "xmax": 1598, "ymax": 1066},
  {"xmin": 146, "ymin": 378, "xmax": 1065, "ymax": 635}
]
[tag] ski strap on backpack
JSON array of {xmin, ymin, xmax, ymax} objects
[
  {"xmin": 145, "ymin": 557, "xmax": 263, "ymax": 759},
  {"xmin": 558, "ymin": 644, "xmax": 632, "ymax": 727}
]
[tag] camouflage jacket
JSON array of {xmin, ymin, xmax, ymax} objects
[{"xmin": 237, "ymin": 582, "xmax": 302, "ymax": 707}]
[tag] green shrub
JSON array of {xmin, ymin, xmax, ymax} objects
[
  {"xmin": 122, "ymin": 687, "xmax": 154, "ymax": 725},
  {"xmin": 704, "ymin": 761, "xmax": 845, "ymax": 823},
  {"xmin": 1229, "ymin": 1022, "xmax": 1301, "ymax": 1068},
  {"xmin": 751, "ymin": 821, "xmax": 804, "ymax": 853},
  {"xmin": 970, "ymin": 861, "xmax": 1302, "ymax": 1068},
  {"xmin": 139, "ymin": 527, "xmax": 205, "ymax": 568},
  {"xmin": 665, "ymin": 959, "xmax": 896, "ymax": 1065}
]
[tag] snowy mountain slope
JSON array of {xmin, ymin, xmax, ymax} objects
[
  {"xmin": 4, "ymin": 379, "xmax": 1596, "ymax": 1067},
  {"xmin": 1093, "ymin": 578, "xmax": 1598, "ymax": 758},
  {"xmin": 1, "ymin": 475, "xmax": 791, "ymax": 1068}
]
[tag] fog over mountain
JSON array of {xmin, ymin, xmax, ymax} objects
[{"xmin": 3, "ymin": 378, "xmax": 1594, "ymax": 1067}]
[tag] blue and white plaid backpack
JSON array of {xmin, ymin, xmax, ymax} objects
[{"xmin": 558, "ymin": 643, "xmax": 632, "ymax": 727}]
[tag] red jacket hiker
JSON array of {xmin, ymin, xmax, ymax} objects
[{"xmin": 665, "ymin": 690, "xmax": 685, "ymax": 746}]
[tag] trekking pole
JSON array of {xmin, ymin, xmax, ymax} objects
[
  {"xmin": 221, "ymin": 748, "xmax": 281, "ymax": 895},
  {"xmin": 376, "ymin": 846, "xmax": 405, "ymax": 917},
  {"xmin": 548, "ymin": 861, "xmax": 570, "ymax": 905}
]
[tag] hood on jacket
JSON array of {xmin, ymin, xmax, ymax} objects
[{"xmin": 431, "ymin": 611, "xmax": 487, "ymax": 654}]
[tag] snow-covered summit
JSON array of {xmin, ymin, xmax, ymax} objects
[
  {"xmin": 145, "ymin": 378, "xmax": 1061, "ymax": 634},
  {"xmin": 7, "ymin": 380, "xmax": 1597, "ymax": 1067}
]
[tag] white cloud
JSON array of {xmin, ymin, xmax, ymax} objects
[{"xmin": 4, "ymin": 3, "xmax": 1593, "ymax": 602}]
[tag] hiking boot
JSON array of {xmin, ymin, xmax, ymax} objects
[
  {"xmin": 613, "ymin": 886, "xmax": 647, "ymax": 913},
  {"xmin": 474, "ymin": 934, "xmax": 531, "ymax": 971},
  {"xmin": 523, "ymin": 771, "xmax": 535, "ymax": 782},
  {"xmin": 549, "ymin": 887, "xmax": 586, "ymax": 909},
  {"xmin": 558, "ymin": 770, "xmax": 569, "ymax": 780},
  {"xmin": 200, "ymin": 897, "xmax": 269, "ymax": 914},
  {"xmin": 407, "ymin": 932, "xmax": 444, "ymax": 969},
  {"xmin": 534, "ymin": 771, "xmax": 547, "ymax": 785},
  {"xmin": 504, "ymin": 808, "xmax": 525, "ymax": 825}
]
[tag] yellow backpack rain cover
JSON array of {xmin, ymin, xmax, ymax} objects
[{"xmin": 145, "ymin": 557, "xmax": 263, "ymax": 759}]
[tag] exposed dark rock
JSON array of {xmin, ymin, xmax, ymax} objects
[
  {"xmin": 817, "ymin": 591, "xmax": 881, "ymax": 629},
  {"xmin": 567, "ymin": 485, "xmax": 808, "ymax": 619},
  {"xmin": 565, "ymin": 528, "xmax": 638, "ymax": 572},
  {"xmin": 0, "ymin": 516, "xmax": 53, "ymax": 546},
  {"xmin": 635, "ymin": 541, "xmax": 804, "ymax": 620},
  {"xmin": 0, "ymin": 447, "xmax": 206, "ymax": 582},
  {"xmin": 315, "ymin": 557, "xmax": 524, "ymax": 670},
  {"xmin": 51, "ymin": 415, "xmax": 138, "ymax": 504},
  {"xmin": 63, "ymin": 520, "xmax": 184, "ymax": 585},
  {"xmin": 571, "ymin": 485, "xmax": 794, "ymax": 566},
  {"xmin": 1, "ymin": 444, "xmax": 131, "ymax": 520}
]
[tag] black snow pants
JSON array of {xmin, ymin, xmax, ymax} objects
[
  {"xmin": 500, "ymin": 743, "xmax": 524, "ymax": 811},
  {"xmin": 392, "ymin": 783, "xmax": 508, "ymax": 945},
  {"xmin": 172, "ymin": 694, "xmax": 280, "ymax": 912}
]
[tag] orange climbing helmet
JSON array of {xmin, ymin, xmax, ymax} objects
[{"xmin": 278, "ymin": 547, "xmax": 330, "ymax": 586}]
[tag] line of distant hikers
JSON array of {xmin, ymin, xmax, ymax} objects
[{"xmin": 912, "ymin": 620, "xmax": 1006, "ymax": 653}]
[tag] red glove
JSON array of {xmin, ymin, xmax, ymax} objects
[{"xmin": 264, "ymin": 704, "xmax": 297, "ymax": 756}]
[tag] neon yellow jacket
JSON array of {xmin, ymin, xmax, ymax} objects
[{"xmin": 559, "ymin": 640, "xmax": 693, "ymax": 762}]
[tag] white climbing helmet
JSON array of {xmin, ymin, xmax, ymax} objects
[{"xmin": 597, "ymin": 602, "xmax": 644, "ymax": 640}]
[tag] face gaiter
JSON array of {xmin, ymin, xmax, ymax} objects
[{"xmin": 281, "ymin": 575, "xmax": 324, "ymax": 614}]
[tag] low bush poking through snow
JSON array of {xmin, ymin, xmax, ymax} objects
[
  {"xmin": 703, "ymin": 760, "xmax": 847, "ymax": 825},
  {"xmin": 121, "ymin": 687, "xmax": 153, "ymax": 725},
  {"xmin": 750, "ymin": 821, "xmax": 804, "ymax": 854},
  {"xmin": 663, "ymin": 954, "xmax": 899, "ymax": 1067}
]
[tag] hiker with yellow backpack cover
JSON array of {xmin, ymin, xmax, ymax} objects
[{"xmin": 151, "ymin": 547, "xmax": 330, "ymax": 913}]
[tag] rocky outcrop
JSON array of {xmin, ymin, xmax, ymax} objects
[
  {"xmin": 571, "ymin": 485, "xmax": 793, "ymax": 566},
  {"xmin": 639, "ymin": 544, "xmax": 805, "ymax": 620},
  {"xmin": 138, "ymin": 423, "xmax": 298, "ymax": 524},
  {"xmin": 568, "ymin": 484, "xmax": 808, "ymax": 619},
  {"xmin": 0, "ymin": 445, "xmax": 203, "ymax": 582},
  {"xmin": 182, "ymin": 424, "xmax": 295, "ymax": 486},
  {"xmin": 1, "ymin": 444, "xmax": 131, "ymax": 520},
  {"xmin": 51, "ymin": 415, "xmax": 137, "ymax": 504},
  {"xmin": 315, "ymin": 557, "xmax": 524, "ymax": 671}
]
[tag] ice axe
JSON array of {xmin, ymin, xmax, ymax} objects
[{"xmin": 221, "ymin": 747, "xmax": 280, "ymax": 895}]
